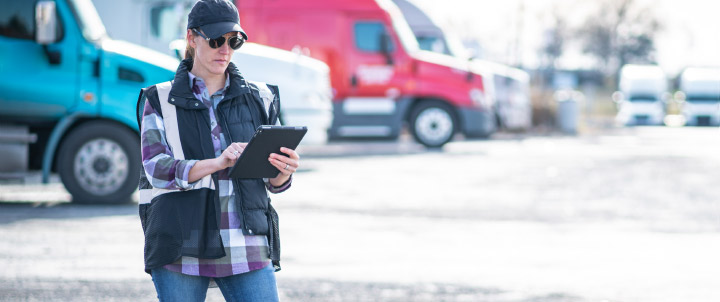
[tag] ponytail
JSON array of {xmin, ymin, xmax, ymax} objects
[{"xmin": 185, "ymin": 43, "xmax": 195, "ymax": 60}]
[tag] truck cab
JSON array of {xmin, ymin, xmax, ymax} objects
[
  {"xmin": 392, "ymin": 0, "xmax": 530, "ymax": 132},
  {"xmin": 614, "ymin": 64, "xmax": 668, "ymax": 126},
  {"xmin": 0, "ymin": 0, "xmax": 177, "ymax": 203},
  {"xmin": 236, "ymin": 0, "xmax": 493, "ymax": 147},
  {"xmin": 678, "ymin": 67, "xmax": 720, "ymax": 126}
]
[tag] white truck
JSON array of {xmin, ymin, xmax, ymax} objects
[
  {"xmin": 679, "ymin": 67, "xmax": 720, "ymax": 126},
  {"xmin": 392, "ymin": 0, "xmax": 531, "ymax": 131},
  {"xmin": 473, "ymin": 60, "xmax": 532, "ymax": 130},
  {"xmin": 230, "ymin": 43, "xmax": 333, "ymax": 144},
  {"xmin": 93, "ymin": 0, "xmax": 193, "ymax": 57},
  {"xmin": 92, "ymin": 0, "xmax": 333, "ymax": 144},
  {"xmin": 614, "ymin": 64, "xmax": 668, "ymax": 126}
]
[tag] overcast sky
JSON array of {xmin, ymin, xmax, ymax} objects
[{"xmin": 409, "ymin": 0, "xmax": 720, "ymax": 77}]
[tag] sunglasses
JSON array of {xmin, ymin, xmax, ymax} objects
[{"xmin": 192, "ymin": 28, "xmax": 245, "ymax": 50}]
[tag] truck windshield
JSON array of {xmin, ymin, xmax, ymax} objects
[
  {"xmin": 68, "ymin": 0, "xmax": 107, "ymax": 42},
  {"xmin": 686, "ymin": 95, "xmax": 720, "ymax": 103},
  {"xmin": 628, "ymin": 95, "xmax": 658, "ymax": 102},
  {"xmin": 444, "ymin": 33, "xmax": 471, "ymax": 60},
  {"xmin": 417, "ymin": 36, "xmax": 449, "ymax": 55},
  {"xmin": 384, "ymin": 4, "xmax": 420, "ymax": 55}
]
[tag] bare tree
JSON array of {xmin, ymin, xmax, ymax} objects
[
  {"xmin": 540, "ymin": 8, "xmax": 569, "ymax": 87},
  {"xmin": 541, "ymin": 9, "xmax": 568, "ymax": 71},
  {"xmin": 579, "ymin": 0, "xmax": 662, "ymax": 78}
]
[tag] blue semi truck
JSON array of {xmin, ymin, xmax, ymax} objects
[{"xmin": 0, "ymin": 0, "xmax": 177, "ymax": 203}]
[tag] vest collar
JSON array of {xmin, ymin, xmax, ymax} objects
[
  {"xmin": 170, "ymin": 59, "xmax": 250, "ymax": 99},
  {"xmin": 168, "ymin": 59, "xmax": 252, "ymax": 109},
  {"xmin": 168, "ymin": 59, "xmax": 196, "ymax": 100},
  {"xmin": 224, "ymin": 63, "xmax": 251, "ymax": 100}
]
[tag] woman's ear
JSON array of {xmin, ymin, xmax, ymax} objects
[{"xmin": 186, "ymin": 29, "xmax": 196, "ymax": 48}]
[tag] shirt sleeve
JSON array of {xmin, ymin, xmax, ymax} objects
[
  {"xmin": 265, "ymin": 175, "xmax": 292, "ymax": 194},
  {"xmin": 140, "ymin": 100, "xmax": 199, "ymax": 190}
]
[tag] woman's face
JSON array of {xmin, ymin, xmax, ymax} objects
[{"xmin": 188, "ymin": 29, "xmax": 239, "ymax": 76}]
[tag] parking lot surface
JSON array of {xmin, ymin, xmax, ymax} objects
[{"xmin": 1, "ymin": 126, "xmax": 719, "ymax": 301}]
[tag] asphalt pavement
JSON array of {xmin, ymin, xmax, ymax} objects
[{"xmin": 1, "ymin": 126, "xmax": 719, "ymax": 302}]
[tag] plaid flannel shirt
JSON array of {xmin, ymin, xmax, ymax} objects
[{"xmin": 140, "ymin": 72, "xmax": 291, "ymax": 277}]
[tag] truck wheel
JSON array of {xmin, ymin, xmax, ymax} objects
[
  {"xmin": 410, "ymin": 101, "xmax": 457, "ymax": 148},
  {"xmin": 57, "ymin": 121, "xmax": 140, "ymax": 204}
]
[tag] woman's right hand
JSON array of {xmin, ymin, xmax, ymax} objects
[{"xmin": 217, "ymin": 142, "xmax": 248, "ymax": 169}]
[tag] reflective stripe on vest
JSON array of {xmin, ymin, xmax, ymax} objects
[{"xmin": 138, "ymin": 81, "xmax": 215, "ymax": 205}]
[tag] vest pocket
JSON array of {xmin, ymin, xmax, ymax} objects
[
  {"xmin": 243, "ymin": 209, "xmax": 269, "ymax": 235},
  {"xmin": 144, "ymin": 188, "xmax": 225, "ymax": 268}
]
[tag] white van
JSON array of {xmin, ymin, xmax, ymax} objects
[
  {"xmin": 679, "ymin": 67, "xmax": 720, "ymax": 126},
  {"xmin": 93, "ymin": 0, "xmax": 333, "ymax": 144},
  {"xmin": 614, "ymin": 64, "xmax": 668, "ymax": 126},
  {"xmin": 472, "ymin": 60, "xmax": 532, "ymax": 131},
  {"xmin": 231, "ymin": 43, "xmax": 333, "ymax": 144}
]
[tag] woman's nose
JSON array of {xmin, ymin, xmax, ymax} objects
[{"xmin": 218, "ymin": 40, "xmax": 231, "ymax": 54}]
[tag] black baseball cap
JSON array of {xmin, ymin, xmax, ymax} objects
[{"xmin": 187, "ymin": 0, "xmax": 248, "ymax": 40}]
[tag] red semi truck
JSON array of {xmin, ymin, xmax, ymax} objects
[{"xmin": 235, "ymin": 0, "xmax": 495, "ymax": 147}]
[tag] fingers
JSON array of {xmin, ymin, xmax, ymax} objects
[
  {"xmin": 227, "ymin": 142, "xmax": 246, "ymax": 159},
  {"xmin": 269, "ymin": 158, "xmax": 294, "ymax": 175},
  {"xmin": 268, "ymin": 156, "xmax": 296, "ymax": 175},
  {"xmin": 268, "ymin": 148, "xmax": 300, "ymax": 175},
  {"xmin": 219, "ymin": 142, "xmax": 248, "ymax": 168},
  {"xmin": 280, "ymin": 147, "xmax": 300, "ymax": 160}
]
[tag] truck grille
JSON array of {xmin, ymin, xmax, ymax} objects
[
  {"xmin": 634, "ymin": 115, "xmax": 650, "ymax": 125},
  {"xmin": 696, "ymin": 116, "xmax": 712, "ymax": 126}
]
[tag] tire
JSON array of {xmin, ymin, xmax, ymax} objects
[
  {"xmin": 57, "ymin": 121, "xmax": 140, "ymax": 204},
  {"xmin": 409, "ymin": 101, "xmax": 457, "ymax": 148}
]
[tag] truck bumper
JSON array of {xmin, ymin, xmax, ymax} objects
[
  {"xmin": 683, "ymin": 104, "xmax": 720, "ymax": 126},
  {"xmin": 283, "ymin": 108, "xmax": 333, "ymax": 145},
  {"xmin": 329, "ymin": 98, "xmax": 412, "ymax": 139},
  {"xmin": 459, "ymin": 107, "xmax": 496, "ymax": 137}
]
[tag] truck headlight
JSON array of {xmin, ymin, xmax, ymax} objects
[
  {"xmin": 470, "ymin": 88, "xmax": 488, "ymax": 108},
  {"xmin": 304, "ymin": 92, "xmax": 332, "ymax": 110}
]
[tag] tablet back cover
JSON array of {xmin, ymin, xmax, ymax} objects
[{"xmin": 229, "ymin": 126, "xmax": 307, "ymax": 179}]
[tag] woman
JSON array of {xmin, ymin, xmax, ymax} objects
[{"xmin": 136, "ymin": 0, "xmax": 298, "ymax": 300}]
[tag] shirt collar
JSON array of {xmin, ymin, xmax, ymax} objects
[{"xmin": 187, "ymin": 71, "xmax": 231, "ymax": 99}]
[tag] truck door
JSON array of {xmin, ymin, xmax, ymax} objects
[
  {"xmin": 330, "ymin": 16, "xmax": 409, "ymax": 137},
  {"xmin": 347, "ymin": 19, "xmax": 403, "ymax": 103},
  {"xmin": 0, "ymin": 0, "xmax": 80, "ymax": 120}
]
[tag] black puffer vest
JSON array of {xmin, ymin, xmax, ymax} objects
[{"xmin": 135, "ymin": 59, "xmax": 282, "ymax": 273}]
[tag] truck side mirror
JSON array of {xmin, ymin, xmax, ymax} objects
[
  {"xmin": 611, "ymin": 91, "xmax": 623, "ymax": 109},
  {"xmin": 379, "ymin": 33, "xmax": 394, "ymax": 65},
  {"xmin": 35, "ymin": 1, "xmax": 61, "ymax": 65},
  {"xmin": 36, "ymin": 1, "xmax": 58, "ymax": 45},
  {"xmin": 466, "ymin": 48, "xmax": 478, "ymax": 61}
]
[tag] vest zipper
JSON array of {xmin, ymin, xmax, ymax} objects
[
  {"xmin": 201, "ymin": 100, "xmax": 223, "ymax": 237},
  {"xmin": 217, "ymin": 101, "xmax": 251, "ymax": 234}
]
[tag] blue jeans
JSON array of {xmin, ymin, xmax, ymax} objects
[{"xmin": 151, "ymin": 264, "xmax": 279, "ymax": 302}]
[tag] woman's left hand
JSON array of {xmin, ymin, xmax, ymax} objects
[{"xmin": 268, "ymin": 147, "xmax": 299, "ymax": 185}]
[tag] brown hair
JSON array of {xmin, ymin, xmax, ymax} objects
[{"xmin": 185, "ymin": 29, "xmax": 197, "ymax": 60}]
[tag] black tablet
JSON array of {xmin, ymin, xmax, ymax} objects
[{"xmin": 228, "ymin": 125, "xmax": 308, "ymax": 179}]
